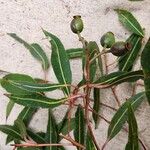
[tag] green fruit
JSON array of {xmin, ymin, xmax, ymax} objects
[
  {"xmin": 110, "ymin": 41, "xmax": 131, "ymax": 56},
  {"xmin": 70, "ymin": 15, "xmax": 84, "ymax": 34},
  {"xmin": 100, "ymin": 32, "xmax": 115, "ymax": 48}
]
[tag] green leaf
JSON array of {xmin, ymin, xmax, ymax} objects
[
  {"xmin": 66, "ymin": 48, "xmax": 83, "ymax": 59},
  {"xmin": 115, "ymin": 9, "xmax": 144, "ymax": 37},
  {"xmin": 119, "ymin": 34, "xmax": 142, "ymax": 71},
  {"xmin": 125, "ymin": 102, "xmax": 139, "ymax": 150},
  {"xmin": 6, "ymin": 107, "xmax": 37, "ymax": 144},
  {"xmin": 92, "ymin": 88, "xmax": 100, "ymax": 129},
  {"xmin": 5, "ymin": 81, "xmax": 69, "ymax": 93},
  {"xmin": 58, "ymin": 118, "xmax": 75, "ymax": 141},
  {"xmin": 0, "ymin": 125, "xmax": 22, "ymax": 140},
  {"xmin": 1, "ymin": 73, "xmax": 35, "ymax": 95},
  {"xmin": 86, "ymin": 131, "xmax": 96, "ymax": 150},
  {"xmin": 141, "ymin": 38, "xmax": 150, "ymax": 104},
  {"xmin": 74, "ymin": 105, "xmax": 86, "ymax": 149},
  {"xmin": 27, "ymin": 129, "xmax": 46, "ymax": 144},
  {"xmin": 8, "ymin": 33, "xmax": 50, "ymax": 70},
  {"xmin": 18, "ymin": 107, "xmax": 37, "ymax": 126},
  {"xmin": 88, "ymin": 41, "xmax": 98, "ymax": 82},
  {"xmin": 6, "ymin": 100, "xmax": 15, "ymax": 120},
  {"xmin": 107, "ymin": 92, "xmax": 145, "ymax": 141},
  {"xmin": 14, "ymin": 119, "xmax": 27, "ymax": 138},
  {"xmin": 6, "ymin": 94, "xmax": 67, "ymax": 108},
  {"xmin": 58, "ymin": 109, "xmax": 69, "ymax": 133},
  {"xmin": 45, "ymin": 109, "xmax": 58, "ymax": 150},
  {"xmin": 43, "ymin": 29, "xmax": 72, "ymax": 95},
  {"xmin": 94, "ymin": 70, "xmax": 144, "ymax": 88},
  {"xmin": 30, "ymin": 43, "xmax": 50, "ymax": 70},
  {"xmin": 6, "ymin": 135, "xmax": 14, "ymax": 145}
]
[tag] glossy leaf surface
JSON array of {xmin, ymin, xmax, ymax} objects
[
  {"xmin": 141, "ymin": 38, "xmax": 150, "ymax": 104},
  {"xmin": 8, "ymin": 33, "xmax": 50, "ymax": 70},
  {"xmin": 66, "ymin": 48, "xmax": 83, "ymax": 59},
  {"xmin": 107, "ymin": 92, "xmax": 145, "ymax": 140},
  {"xmin": 6, "ymin": 94, "xmax": 67, "ymax": 108},
  {"xmin": 94, "ymin": 70, "xmax": 144, "ymax": 88},
  {"xmin": 125, "ymin": 102, "xmax": 139, "ymax": 150},
  {"xmin": 119, "ymin": 34, "xmax": 142, "ymax": 71},
  {"xmin": 74, "ymin": 105, "xmax": 86, "ymax": 149},
  {"xmin": 43, "ymin": 30, "xmax": 72, "ymax": 95},
  {"xmin": 115, "ymin": 9, "xmax": 144, "ymax": 37}
]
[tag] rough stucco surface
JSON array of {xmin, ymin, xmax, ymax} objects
[{"xmin": 0, "ymin": 0, "xmax": 150, "ymax": 149}]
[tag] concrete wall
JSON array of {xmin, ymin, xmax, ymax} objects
[{"xmin": 0, "ymin": 0, "xmax": 150, "ymax": 149}]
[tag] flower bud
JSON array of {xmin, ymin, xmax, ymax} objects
[
  {"xmin": 110, "ymin": 41, "xmax": 131, "ymax": 56},
  {"xmin": 70, "ymin": 15, "xmax": 84, "ymax": 34},
  {"xmin": 100, "ymin": 32, "xmax": 115, "ymax": 48}
]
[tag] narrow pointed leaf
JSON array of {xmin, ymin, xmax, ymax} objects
[
  {"xmin": 4, "ymin": 81, "xmax": 69, "ymax": 93},
  {"xmin": 30, "ymin": 43, "xmax": 50, "ymax": 70},
  {"xmin": 27, "ymin": 129, "xmax": 46, "ymax": 144},
  {"xmin": 6, "ymin": 94, "xmax": 67, "ymax": 108},
  {"xmin": 115, "ymin": 9, "xmax": 144, "ymax": 37},
  {"xmin": 45, "ymin": 109, "xmax": 58, "ymax": 150},
  {"xmin": 92, "ymin": 88, "xmax": 100, "ymax": 129},
  {"xmin": 1, "ymin": 73, "xmax": 35, "ymax": 95},
  {"xmin": 6, "ymin": 135, "xmax": 14, "ymax": 145},
  {"xmin": 6, "ymin": 100, "xmax": 15, "ymax": 120},
  {"xmin": 141, "ymin": 38, "xmax": 150, "ymax": 104},
  {"xmin": 58, "ymin": 118, "xmax": 75, "ymax": 141},
  {"xmin": 119, "ymin": 34, "xmax": 142, "ymax": 71},
  {"xmin": 74, "ymin": 105, "xmax": 86, "ymax": 149},
  {"xmin": 66, "ymin": 48, "xmax": 83, "ymax": 59},
  {"xmin": 86, "ymin": 131, "xmax": 96, "ymax": 150},
  {"xmin": 18, "ymin": 107, "xmax": 37, "ymax": 126},
  {"xmin": 88, "ymin": 41, "xmax": 98, "ymax": 82},
  {"xmin": 8, "ymin": 33, "xmax": 50, "ymax": 70},
  {"xmin": 107, "ymin": 92, "xmax": 145, "ymax": 140},
  {"xmin": 125, "ymin": 102, "xmax": 139, "ymax": 150},
  {"xmin": 43, "ymin": 30, "xmax": 72, "ymax": 95},
  {"xmin": 0, "ymin": 125, "xmax": 22, "ymax": 140},
  {"xmin": 14, "ymin": 119, "xmax": 27, "ymax": 138},
  {"xmin": 6, "ymin": 107, "xmax": 37, "ymax": 144},
  {"xmin": 94, "ymin": 70, "xmax": 144, "ymax": 87}
]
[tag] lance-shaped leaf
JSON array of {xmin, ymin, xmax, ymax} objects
[
  {"xmin": 18, "ymin": 107, "xmax": 37, "ymax": 126},
  {"xmin": 125, "ymin": 102, "xmax": 139, "ymax": 150},
  {"xmin": 141, "ymin": 38, "xmax": 150, "ymax": 104},
  {"xmin": 27, "ymin": 129, "xmax": 46, "ymax": 144},
  {"xmin": 45, "ymin": 109, "xmax": 58, "ymax": 150},
  {"xmin": 1, "ymin": 73, "xmax": 35, "ymax": 95},
  {"xmin": 86, "ymin": 131, "xmax": 96, "ymax": 150},
  {"xmin": 66, "ymin": 48, "xmax": 83, "ymax": 59},
  {"xmin": 119, "ymin": 34, "xmax": 142, "ymax": 71},
  {"xmin": 5, "ymin": 94, "xmax": 67, "ymax": 108},
  {"xmin": 92, "ymin": 88, "xmax": 100, "ymax": 129},
  {"xmin": 115, "ymin": 9, "xmax": 144, "ymax": 37},
  {"xmin": 6, "ymin": 107, "xmax": 37, "ymax": 144},
  {"xmin": 43, "ymin": 29, "xmax": 72, "ymax": 95},
  {"xmin": 58, "ymin": 118, "xmax": 75, "ymax": 141},
  {"xmin": 74, "ymin": 105, "xmax": 86, "ymax": 149},
  {"xmin": 0, "ymin": 125, "xmax": 22, "ymax": 140},
  {"xmin": 107, "ymin": 92, "xmax": 145, "ymax": 141},
  {"xmin": 94, "ymin": 70, "xmax": 144, "ymax": 88},
  {"xmin": 6, "ymin": 100, "xmax": 15, "ymax": 120},
  {"xmin": 14, "ymin": 119, "xmax": 27, "ymax": 138},
  {"xmin": 5, "ymin": 81, "xmax": 69, "ymax": 93},
  {"xmin": 6, "ymin": 135, "xmax": 14, "ymax": 145},
  {"xmin": 18, "ymin": 148, "xmax": 40, "ymax": 150},
  {"xmin": 8, "ymin": 33, "xmax": 50, "ymax": 70},
  {"xmin": 88, "ymin": 41, "xmax": 98, "ymax": 82}
]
